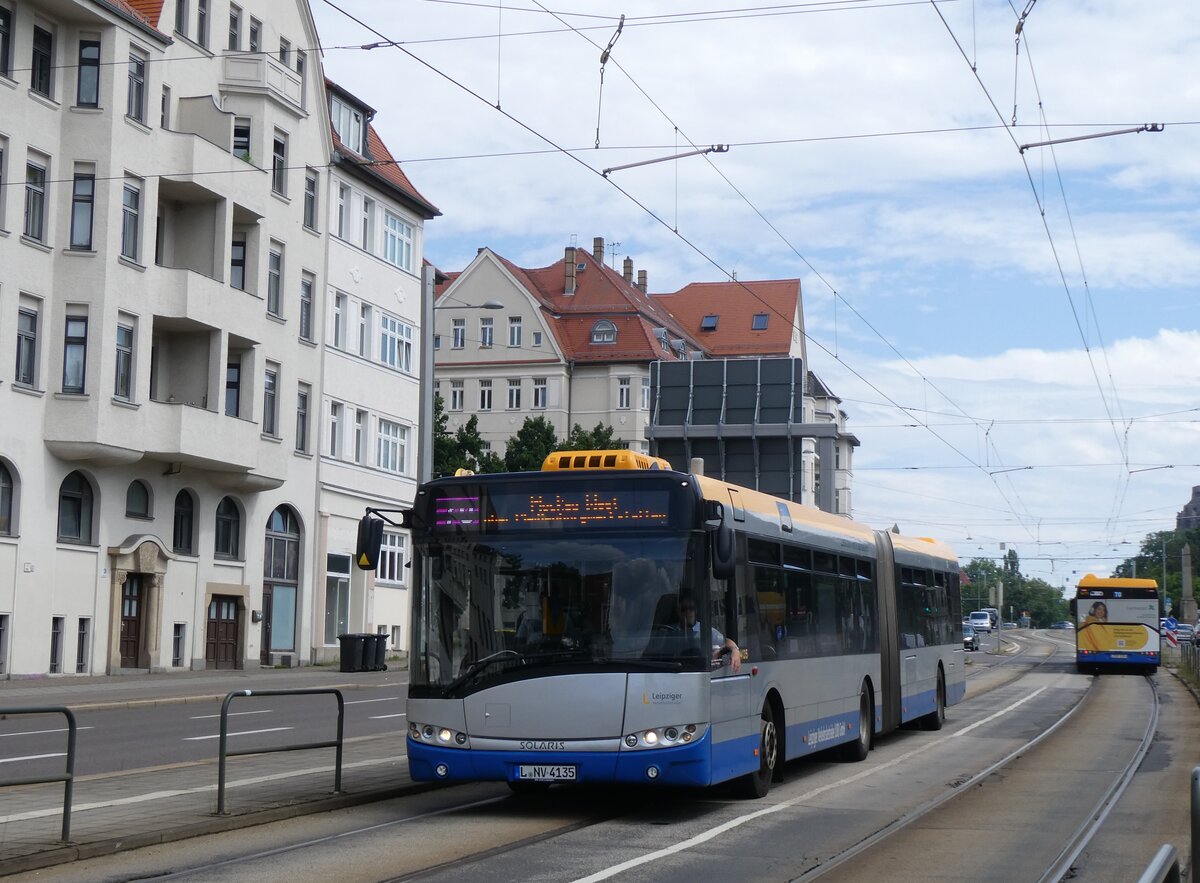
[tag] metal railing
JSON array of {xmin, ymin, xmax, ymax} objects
[
  {"xmin": 1177, "ymin": 641, "xmax": 1199, "ymax": 681},
  {"xmin": 0, "ymin": 706, "xmax": 78, "ymax": 841},
  {"xmin": 216, "ymin": 688, "xmax": 345, "ymax": 815}
]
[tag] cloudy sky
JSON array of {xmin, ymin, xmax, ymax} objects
[{"xmin": 312, "ymin": 0, "xmax": 1200, "ymax": 590}]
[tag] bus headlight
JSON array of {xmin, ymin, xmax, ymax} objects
[
  {"xmin": 622, "ymin": 723, "xmax": 707, "ymax": 749},
  {"xmin": 408, "ymin": 721, "xmax": 470, "ymax": 749}
]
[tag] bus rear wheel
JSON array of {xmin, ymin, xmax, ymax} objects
[
  {"xmin": 837, "ymin": 685, "xmax": 871, "ymax": 762},
  {"xmin": 738, "ymin": 701, "xmax": 778, "ymax": 798},
  {"xmin": 921, "ymin": 671, "xmax": 945, "ymax": 731}
]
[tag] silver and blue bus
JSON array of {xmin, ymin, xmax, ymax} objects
[{"xmin": 378, "ymin": 450, "xmax": 964, "ymax": 797}]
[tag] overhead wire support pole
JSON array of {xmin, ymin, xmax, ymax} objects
[
  {"xmin": 1019, "ymin": 124, "xmax": 1163, "ymax": 154},
  {"xmin": 603, "ymin": 145, "xmax": 728, "ymax": 177}
]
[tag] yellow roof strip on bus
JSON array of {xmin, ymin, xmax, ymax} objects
[
  {"xmin": 541, "ymin": 449, "xmax": 674, "ymax": 472},
  {"xmin": 1077, "ymin": 573, "xmax": 1158, "ymax": 590}
]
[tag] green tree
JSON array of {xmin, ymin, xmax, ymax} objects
[
  {"xmin": 562, "ymin": 422, "xmax": 624, "ymax": 451},
  {"xmin": 432, "ymin": 393, "xmax": 471, "ymax": 478},
  {"xmin": 504, "ymin": 416, "xmax": 559, "ymax": 472},
  {"xmin": 453, "ymin": 415, "xmax": 504, "ymax": 473}
]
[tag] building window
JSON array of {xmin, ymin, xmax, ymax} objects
[
  {"xmin": 700, "ymin": 314, "xmax": 719, "ymax": 332},
  {"xmin": 376, "ymin": 419, "xmax": 405, "ymax": 473},
  {"xmin": 267, "ymin": 247, "xmax": 282, "ymax": 316},
  {"xmin": 324, "ymin": 554, "xmax": 350, "ymax": 645},
  {"xmin": 450, "ymin": 380, "xmax": 464, "ymax": 411},
  {"xmin": 0, "ymin": 7, "xmax": 11, "ymax": 78},
  {"xmin": 127, "ymin": 52, "xmax": 146, "ymax": 122},
  {"xmin": 361, "ymin": 197, "xmax": 374, "ymax": 251},
  {"xmin": 196, "ymin": 0, "xmax": 208, "ymax": 48},
  {"xmin": 271, "ymin": 134, "xmax": 287, "ymax": 195},
  {"xmin": 330, "ymin": 95, "xmax": 366, "ymax": 154},
  {"xmin": 115, "ymin": 323, "xmax": 134, "ymax": 399},
  {"xmin": 299, "ymin": 273, "xmax": 314, "ymax": 341},
  {"xmin": 328, "ymin": 401, "xmax": 343, "ymax": 457},
  {"xmin": 357, "ymin": 302, "xmax": 371, "ymax": 356},
  {"xmin": 296, "ymin": 383, "xmax": 310, "ymax": 453},
  {"xmin": 591, "ymin": 320, "xmax": 616, "ymax": 344},
  {"xmin": 70, "ymin": 173, "xmax": 95, "ymax": 249},
  {"xmin": 336, "ymin": 183, "xmax": 350, "ymax": 238},
  {"xmin": 380, "ymin": 314, "xmax": 413, "ymax": 372},
  {"xmin": 77, "ymin": 39, "xmax": 100, "ymax": 107},
  {"xmin": 377, "ymin": 532, "xmax": 406, "ymax": 585},
  {"xmin": 230, "ymin": 235, "xmax": 246, "ymax": 289},
  {"xmin": 451, "ymin": 318, "xmax": 465, "ymax": 349},
  {"xmin": 248, "ymin": 17, "xmax": 260, "ymax": 52},
  {"xmin": 175, "ymin": 0, "xmax": 188, "ymax": 35},
  {"xmin": 121, "ymin": 183, "xmax": 141, "ymax": 261},
  {"xmin": 31, "ymin": 26, "xmax": 52, "ymax": 97},
  {"xmin": 479, "ymin": 317, "xmax": 493, "ymax": 348},
  {"xmin": 507, "ymin": 379, "xmax": 521, "ymax": 410},
  {"xmin": 160, "ymin": 83, "xmax": 170, "ymax": 127},
  {"xmin": 303, "ymin": 170, "xmax": 317, "ymax": 229},
  {"xmin": 383, "ymin": 212, "xmax": 413, "ymax": 271},
  {"xmin": 172, "ymin": 490, "xmax": 195, "ymax": 554},
  {"xmin": 233, "ymin": 118, "xmax": 250, "ymax": 160},
  {"xmin": 77, "ymin": 618, "xmax": 92, "ymax": 673},
  {"xmin": 263, "ymin": 364, "xmax": 279, "ymax": 436},
  {"xmin": 24, "ymin": 162, "xmax": 46, "ymax": 241},
  {"xmin": 15, "ymin": 307, "xmax": 37, "ymax": 387},
  {"xmin": 354, "ymin": 408, "xmax": 367, "ymax": 463},
  {"xmin": 215, "ymin": 496, "xmax": 240, "ymax": 558},
  {"xmin": 332, "ymin": 292, "xmax": 347, "ymax": 349},
  {"xmin": 533, "ymin": 378, "xmax": 547, "ymax": 410},
  {"xmin": 125, "ymin": 479, "xmax": 150, "ymax": 517},
  {"xmin": 171, "ymin": 623, "xmax": 185, "ymax": 667},
  {"xmin": 225, "ymin": 360, "xmax": 240, "ymax": 416},
  {"xmin": 618, "ymin": 377, "xmax": 630, "ymax": 409},
  {"xmin": 508, "ymin": 316, "xmax": 522, "ymax": 347},
  {"xmin": 62, "ymin": 316, "xmax": 88, "ymax": 394},
  {"xmin": 752, "ymin": 313, "xmax": 769, "ymax": 330},
  {"xmin": 642, "ymin": 376, "xmax": 650, "ymax": 410},
  {"xmin": 532, "ymin": 331, "xmax": 542, "ymax": 347},
  {"xmin": 0, "ymin": 461, "xmax": 13, "ymax": 535},
  {"xmin": 479, "ymin": 379, "xmax": 492, "ymax": 411},
  {"xmin": 264, "ymin": 506, "xmax": 301, "ymax": 653},
  {"xmin": 58, "ymin": 471, "xmax": 93, "ymax": 543},
  {"xmin": 227, "ymin": 4, "xmax": 241, "ymax": 50},
  {"xmin": 278, "ymin": 37, "xmax": 289, "ymax": 66},
  {"xmin": 50, "ymin": 617, "xmax": 64, "ymax": 673}
]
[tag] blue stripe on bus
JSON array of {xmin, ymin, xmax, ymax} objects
[
  {"xmin": 408, "ymin": 730, "xmax": 716, "ymax": 787},
  {"xmin": 1078, "ymin": 651, "xmax": 1160, "ymax": 664},
  {"xmin": 784, "ymin": 707, "xmax": 864, "ymax": 758}
]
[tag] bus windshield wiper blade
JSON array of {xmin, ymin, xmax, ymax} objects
[{"xmin": 444, "ymin": 650, "xmax": 522, "ymax": 695}]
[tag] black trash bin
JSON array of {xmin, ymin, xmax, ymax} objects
[
  {"xmin": 359, "ymin": 633, "xmax": 380, "ymax": 672},
  {"xmin": 373, "ymin": 633, "xmax": 389, "ymax": 672},
  {"xmin": 338, "ymin": 633, "xmax": 364, "ymax": 673}
]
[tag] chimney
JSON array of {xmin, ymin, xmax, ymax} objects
[
  {"xmin": 637, "ymin": 269, "xmax": 647, "ymax": 293},
  {"xmin": 592, "ymin": 237, "xmax": 605, "ymax": 262},
  {"xmin": 564, "ymin": 246, "xmax": 577, "ymax": 295},
  {"xmin": 623, "ymin": 257, "xmax": 633, "ymax": 284}
]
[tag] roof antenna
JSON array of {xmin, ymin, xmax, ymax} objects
[{"xmin": 594, "ymin": 15, "xmax": 625, "ymax": 149}]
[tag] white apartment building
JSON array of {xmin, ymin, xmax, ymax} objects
[
  {"xmin": 314, "ymin": 80, "xmax": 438, "ymax": 661},
  {"xmin": 0, "ymin": 0, "xmax": 436, "ymax": 677}
]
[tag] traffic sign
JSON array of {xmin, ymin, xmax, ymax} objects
[
  {"xmin": 1166, "ymin": 631, "xmax": 1179, "ymax": 648},
  {"xmin": 1166, "ymin": 616, "xmax": 1179, "ymax": 631}
]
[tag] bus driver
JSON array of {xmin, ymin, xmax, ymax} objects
[{"xmin": 677, "ymin": 594, "xmax": 742, "ymax": 673}]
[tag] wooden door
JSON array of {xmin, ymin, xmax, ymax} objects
[
  {"xmin": 120, "ymin": 575, "xmax": 143, "ymax": 668},
  {"xmin": 205, "ymin": 596, "xmax": 240, "ymax": 670},
  {"xmin": 260, "ymin": 585, "xmax": 273, "ymax": 666}
]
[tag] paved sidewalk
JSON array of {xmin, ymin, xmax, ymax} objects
[{"xmin": 0, "ymin": 667, "xmax": 421, "ymax": 876}]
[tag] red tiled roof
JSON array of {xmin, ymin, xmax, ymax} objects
[
  {"xmin": 654, "ymin": 280, "xmax": 801, "ymax": 357},
  {"xmin": 99, "ymin": 0, "xmax": 163, "ymax": 28},
  {"xmin": 329, "ymin": 126, "xmax": 440, "ymax": 218}
]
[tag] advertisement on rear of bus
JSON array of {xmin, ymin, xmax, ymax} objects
[{"xmin": 1076, "ymin": 597, "xmax": 1159, "ymax": 655}]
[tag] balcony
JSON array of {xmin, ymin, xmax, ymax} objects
[
  {"xmin": 153, "ymin": 266, "xmax": 263, "ymax": 335},
  {"xmin": 143, "ymin": 401, "xmax": 285, "ymax": 491},
  {"xmin": 222, "ymin": 54, "xmax": 304, "ymax": 115}
]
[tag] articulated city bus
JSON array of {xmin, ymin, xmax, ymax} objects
[
  {"xmin": 365, "ymin": 451, "xmax": 964, "ymax": 797},
  {"xmin": 1073, "ymin": 574, "xmax": 1161, "ymax": 674}
]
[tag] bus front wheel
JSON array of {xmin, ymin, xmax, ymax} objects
[{"xmin": 738, "ymin": 701, "xmax": 778, "ymax": 798}]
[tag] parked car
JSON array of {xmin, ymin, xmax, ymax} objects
[
  {"xmin": 1049, "ymin": 621, "xmax": 1074, "ymax": 630},
  {"xmin": 1002, "ymin": 621, "xmax": 1018, "ymax": 630},
  {"xmin": 963, "ymin": 625, "xmax": 981, "ymax": 652},
  {"xmin": 968, "ymin": 611, "xmax": 993, "ymax": 633},
  {"xmin": 1176, "ymin": 623, "xmax": 1196, "ymax": 644}
]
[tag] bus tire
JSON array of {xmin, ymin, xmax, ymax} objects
[
  {"xmin": 837, "ymin": 685, "xmax": 872, "ymax": 762},
  {"xmin": 921, "ymin": 670, "xmax": 945, "ymax": 731},
  {"xmin": 737, "ymin": 701, "xmax": 778, "ymax": 798}
]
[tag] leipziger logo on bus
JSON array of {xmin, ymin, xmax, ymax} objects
[{"xmin": 643, "ymin": 690, "xmax": 684, "ymax": 705}]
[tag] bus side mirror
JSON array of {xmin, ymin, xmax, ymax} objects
[
  {"xmin": 355, "ymin": 516, "xmax": 385, "ymax": 570},
  {"xmin": 704, "ymin": 500, "xmax": 725, "ymax": 530},
  {"xmin": 711, "ymin": 522, "xmax": 735, "ymax": 580}
]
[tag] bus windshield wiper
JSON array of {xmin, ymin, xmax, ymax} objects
[{"xmin": 444, "ymin": 650, "xmax": 523, "ymax": 695}]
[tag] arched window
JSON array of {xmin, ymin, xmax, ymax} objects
[
  {"xmin": 590, "ymin": 320, "xmax": 617, "ymax": 344},
  {"xmin": 0, "ymin": 462, "xmax": 13, "ymax": 535},
  {"xmin": 215, "ymin": 496, "xmax": 241, "ymax": 559},
  {"xmin": 58, "ymin": 471, "xmax": 94, "ymax": 543},
  {"xmin": 263, "ymin": 505, "xmax": 301, "ymax": 655},
  {"xmin": 172, "ymin": 490, "xmax": 196, "ymax": 554},
  {"xmin": 125, "ymin": 480, "xmax": 151, "ymax": 518}
]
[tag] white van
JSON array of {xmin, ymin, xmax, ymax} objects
[{"xmin": 968, "ymin": 611, "xmax": 993, "ymax": 633}]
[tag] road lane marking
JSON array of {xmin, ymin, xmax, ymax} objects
[
  {"xmin": 0, "ymin": 756, "xmax": 409, "ymax": 824},
  {"xmin": 572, "ymin": 686, "xmax": 1049, "ymax": 883},
  {"xmin": 346, "ymin": 697, "xmax": 401, "ymax": 705},
  {"xmin": 0, "ymin": 753, "xmax": 67, "ymax": 764},
  {"xmin": 0, "ymin": 727, "xmax": 94, "ymax": 738},
  {"xmin": 369, "ymin": 713, "xmax": 407, "ymax": 720},
  {"xmin": 182, "ymin": 727, "xmax": 293, "ymax": 742},
  {"xmin": 190, "ymin": 710, "xmax": 273, "ymax": 720}
]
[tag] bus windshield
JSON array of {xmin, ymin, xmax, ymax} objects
[{"xmin": 411, "ymin": 533, "xmax": 710, "ymax": 695}]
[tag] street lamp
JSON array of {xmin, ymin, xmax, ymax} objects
[{"xmin": 418, "ymin": 264, "xmax": 503, "ymax": 483}]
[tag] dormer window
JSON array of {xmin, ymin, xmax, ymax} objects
[
  {"xmin": 752, "ymin": 313, "xmax": 769, "ymax": 330},
  {"xmin": 700, "ymin": 314, "xmax": 718, "ymax": 331},
  {"xmin": 591, "ymin": 320, "xmax": 617, "ymax": 344},
  {"xmin": 330, "ymin": 95, "xmax": 367, "ymax": 155}
]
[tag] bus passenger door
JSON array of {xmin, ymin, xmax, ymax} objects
[{"xmin": 710, "ymin": 537, "xmax": 753, "ymax": 729}]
